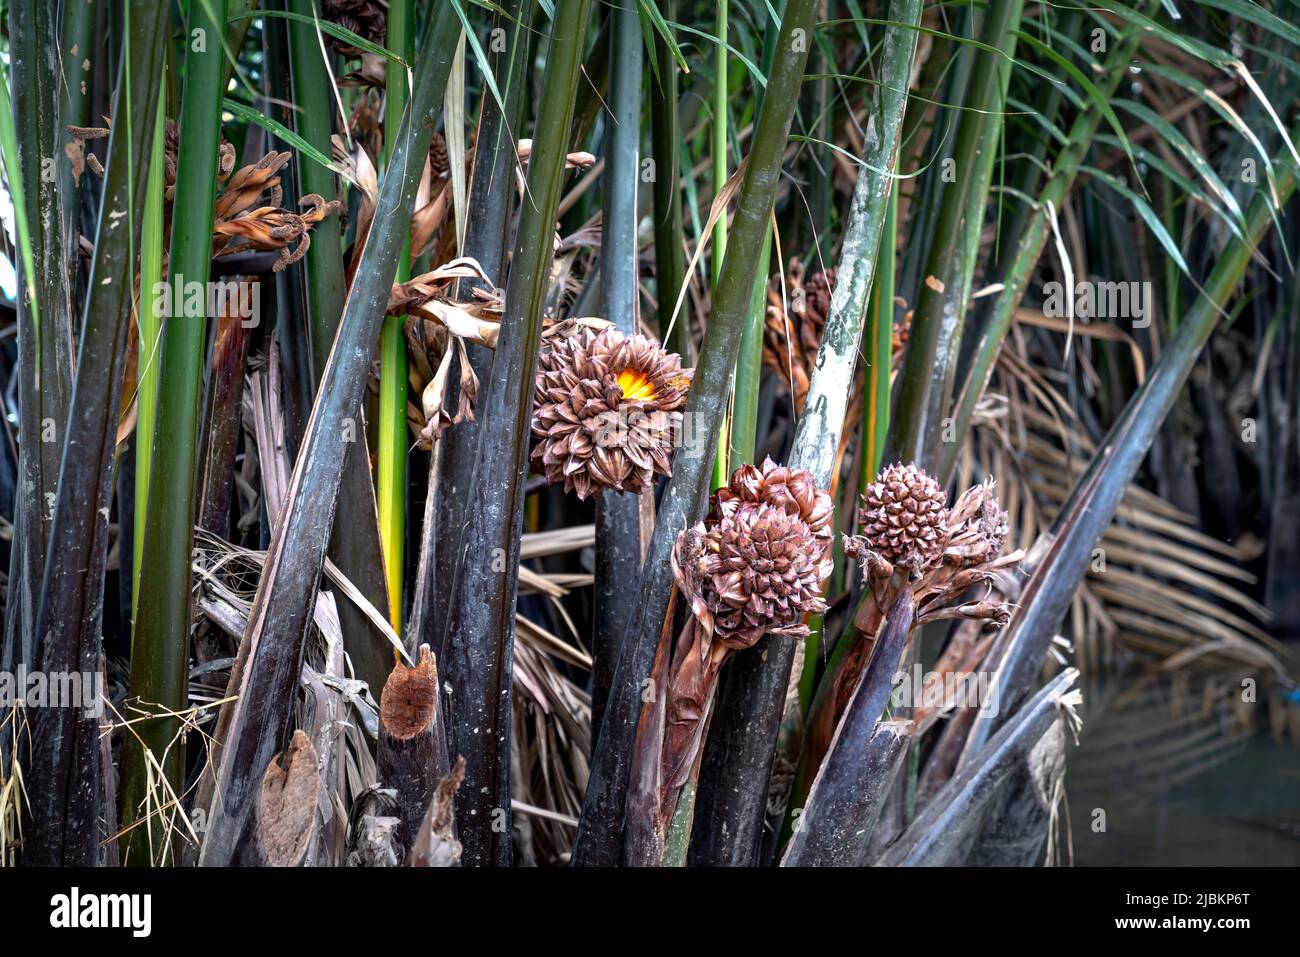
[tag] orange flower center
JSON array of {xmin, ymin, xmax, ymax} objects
[{"xmin": 617, "ymin": 368, "xmax": 658, "ymax": 402}]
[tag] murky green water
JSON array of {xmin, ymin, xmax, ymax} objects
[{"xmin": 1067, "ymin": 672, "xmax": 1300, "ymax": 866}]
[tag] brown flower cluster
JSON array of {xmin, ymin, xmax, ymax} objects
[
  {"xmin": 845, "ymin": 463, "xmax": 1021, "ymax": 630},
  {"xmin": 321, "ymin": 0, "xmax": 386, "ymax": 59},
  {"xmin": 210, "ymin": 152, "xmax": 343, "ymax": 271},
  {"xmin": 530, "ymin": 328, "xmax": 692, "ymax": 500},
  {"xmin": 762, "ymin": 259, "xmax": 912, "ymax": 412},
  {"xmin": 631, "ymin": 460, "xmax": 834, "ymax": 850},
  {"xmin": 799, "ymin": 464, "xmax": 1022, "ymax": 768},
  {"xmin": 674, "ymin": 458, "xmax": 834, "ymax": 649}
]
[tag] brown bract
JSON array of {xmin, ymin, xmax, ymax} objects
[
  {"xmin": 530, "ymin": 328, "xmax": 692, "ymax": 500},
  {"xmin": 213, "ymin": 194, "xmax": 342, "ymax": 272}
]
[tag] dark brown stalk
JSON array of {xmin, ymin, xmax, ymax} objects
[
  {"xmin": 3, "ymin": 0, "xmax": 76, "ymax": 682},
  {"xmin": 781, "ymin": 720, "xmax": 912, "ymax": 866},
  {"xmin": 198, "ymin": 304, "xmax": 256, "ymax": 535},
  {"xmin": 284, "ymin": 0, "xmax": 393, "ymax": 700},
  {"xmin": 780, "ymin": 590, "xmax": 916, "ymax": 866},
  {"xmin": 21, "ymin": 0, "xmax": 168, "ymax": 867},
  {"xmin": 437, "ymin": 0, "xmax": 593, "ymax": 867},
  {"xmin": 377, "ymin": 645, "xmax": 449, "ymax": 854},
  {"xmin": 415, "ymin": 0, "xmax": 533, "ymax": 664},
  {"xmin": 592, "ymin": 0, "xmax": 646, "ymax": 743},
  {"xmin": 197, "ymin": 4, "xmax": 461, "ymax": 867},
  {"xmin": 877, "ymin": 668, "xmax": 1078, "ymax": 866},
  {"xmin": 573, "ymin": 0, "xmax": 820, "ymax": 866}
]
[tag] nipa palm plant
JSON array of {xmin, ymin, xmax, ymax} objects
[{"xmin": 1, "ymin": 0, "xmax": 1297, "ymax": 872}]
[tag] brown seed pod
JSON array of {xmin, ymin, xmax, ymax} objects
[{"xmin": 858, "ymin": 462, "xmax": 949, "ymax": 567}]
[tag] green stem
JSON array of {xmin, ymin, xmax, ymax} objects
[
  {"xmin": 128, "ymin": 0, "xmax": 228, "ymax": 863},
  {"xmin": 710, "ymin": 0, "xmax": 731, "ymax": 490},
  {"xmin": 729, "ymin": 229, "xmax": 771, "ymax": 466},
  {"xmin": 660, "ymin": 781, "xmax": 696, "ymax": 866},
  {"xmin": 861, "ymin": 185, "xmax": 897, "ymax": 488},
  {"xmin": 886, "ymin": 0, "xmax": 1024, "ymax": 470},
  {"xmin": 133, "ymin": 90, "xmax": 167, "ymax": 618},
  {"xmin": 651, "ymin": 0, "xmax": 689, "ymax": 362},
  {"xmin": 377, "ymin": 0, "xmax": 413, "ymax": 632}
]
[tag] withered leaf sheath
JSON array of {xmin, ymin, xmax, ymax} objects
[
  {"xmin": 531, "ymin": 328, "xmax": 692, "ymax": 499},
  {"xmin": 857, "ymin": 461, "xmax": 949, "ymax": 567}
]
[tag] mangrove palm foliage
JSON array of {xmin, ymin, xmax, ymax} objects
[{"xmin": 0, "ymin": 0, "xmax": 1297, "ymax": 869}]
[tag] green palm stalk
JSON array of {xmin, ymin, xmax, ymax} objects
[
  {"xmin": 861, "ymin": 186, "xmax": 897, "ymax": 488},
  {"xmin": 886, "ymin": 0, "xmax": 1025, "ymax": 471},
  {"xmin": 941, "ymin": 7, "xmax": 1153, "ymax": 479},
  {"xmin": 709, "ymin": 0, "xmax": 732, "ymax": 492},
  {"xmin": 651, "ymin": 0, "xmax": 690, "ymax": 363},
  {"xmin": 126, "ymin": 0, "xmax": 229, "ymax": 862},
  {"xmin": 377, "ymin": 0, "xmax": 414, "ymax": 632},
  {"xmin": 133, "ymin": 90, "xmax": 168, "ymax": 615}
]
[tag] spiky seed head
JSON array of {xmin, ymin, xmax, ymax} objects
[
  {"xmin": 530, "ymin": 328, "xmax": 692, "ymax": 500},
  {"xmin": 674, "ymin": 459, "xmax": 834, "ymax": 649},
  {"xmin": 859, "ymin": 462, "xmax": 949, "ymax": 566},
  {"xmin": 429, "ymin": 131, "xmax": 450, "ymax": 181},
  {"xmin": 802, "ymin": 268, "xmax": 836, "ymax": 329}
]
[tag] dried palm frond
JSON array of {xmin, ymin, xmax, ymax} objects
[
  {"xmin": 965, "ymin": 344, "xmax": 1286, "ymax": 681},
  {"xmin": 0, "ymin": 708, "xmax": 27, "ymax": 868}
]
